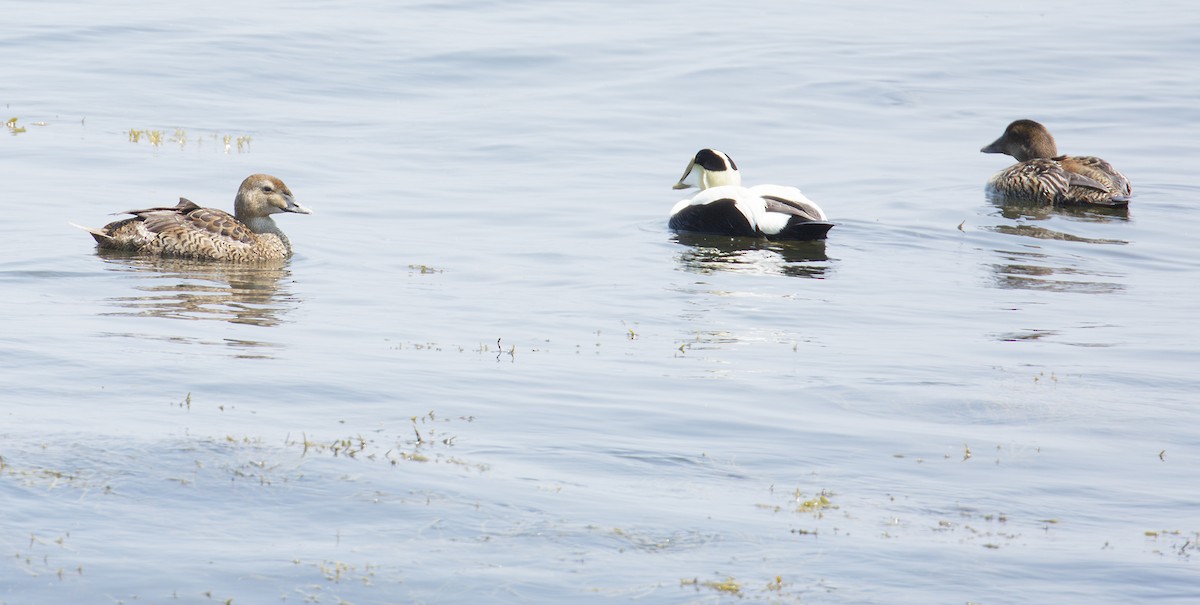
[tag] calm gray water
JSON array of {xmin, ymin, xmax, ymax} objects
[{"xmin": 3, "ymin": 1, "xmax": 1199, "ymax": 603}]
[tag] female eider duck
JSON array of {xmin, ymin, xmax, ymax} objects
[
  {"xmin": 981, "ymin": 120, "xmax": 1131, "ymax": 206},
  {"xmin": 78, "ymin": 174, "xmax": 311, "ymax": 261},
  {"xmin": 669, "ymin": 149, "xmax": 833, "ymax": 241}
]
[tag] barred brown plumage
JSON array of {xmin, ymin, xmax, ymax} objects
[
  {"xmin": 981, "ymin": 120, "xmax": 1131, "ymax": 206},
  {"xmin": 77, "ymin": 174, "xmax": 312, "ymax": 261}
]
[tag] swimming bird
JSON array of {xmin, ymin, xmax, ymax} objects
[
  {"xmin": 669, "ymin": 149, "xmax": 833, "ymax": 241},
  {"xmin": 77, "ymin": 174, "xmax": 311, "ymax": 261},
  {"xmin": 980, "ymin": 120, "xmax": 1131, "ymax": 206}
]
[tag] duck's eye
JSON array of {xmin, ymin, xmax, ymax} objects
[{"xmin": 263, "ymin": 186, "xmax": 274, "ymax": 193}]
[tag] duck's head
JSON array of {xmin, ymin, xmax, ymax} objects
[
  {"xmin": 673, "ymin": 148, "xmax": 742, "ymax": 190},
  {"xmin": 234, "ymin": 174, "xmax": 313, "ymax": 219},
  {"xmin": 981, "ymin": 119, "xmax": 1059, "ymax": 162}
]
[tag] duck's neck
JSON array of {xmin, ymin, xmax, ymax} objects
[
  {"xmin": 243, "ymin": 215, "xmax": 292, "ymax": 251},
  {"xmin": 1021, "ymin": 134, "xmax": 1059, "ymax": 161},
  {"xmin": 703, "ymin": 170, "xmax": 741, "ymax": 189}
]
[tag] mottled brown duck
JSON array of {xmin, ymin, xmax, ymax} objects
[
  {"xmin": 981, "ymin": 120, "xmax": 1131, "ymax": 206},
  {"xmin": 78, "ymin": 174, "xmax": 311, "ymax": 261}
]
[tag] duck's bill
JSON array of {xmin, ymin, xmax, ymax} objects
[
  {"xmin": 980, "ymin": 139, "xmax": 1004, "ymax": 154},
  {"xmin": 673, "ymin": 160, "xmax": 697, "ymax": 190},
  {"xmin": 285, "ymin": 199, "xmax": 314, "ymax": 214}
]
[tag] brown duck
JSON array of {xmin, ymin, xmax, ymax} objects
[
  {"xmin": 77, "ymin": 174, "xmax": 312, "ymax": 261},
  {"xmin": 981, "ymin": 120, "xmax": 1131, "ymax": 206}
]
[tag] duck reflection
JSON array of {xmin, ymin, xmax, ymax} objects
[
  {"xmin": 988, "ymin": 192, "xmax": 1131, "ymax": 222},
  {"xmin": 984, "ymin": 196, "xmax": 1128, "ymax": 293},
  {"xmin": 97, "ymin": 250, "xmax": 296, "ymax": 327},
  {"xmin": 987, "ymin": 249, "xmax": 1125, "ymax": 294},
  {"xmin": 672, "ymin": 233, "xmax": 829, "ymax": 278}
]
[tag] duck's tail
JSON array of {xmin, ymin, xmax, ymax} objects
[
  {"xmin": 772, "ymin": 220, "xmax": 835, "ymax": 241},
  {"xmin": 69, "ymin": 222, "xmax": 113, "ymax": 244}
]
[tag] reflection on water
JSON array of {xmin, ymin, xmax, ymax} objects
[
  {"xmin": 990, "ymin": 327, "xmax": 1118, "ymax": 347},
  {"xmin": 987, "ymin": 192, "xmax": 1131, "ymax": 223},
  {"xmin": 671, "ymin": 233, "xmax": 829, "ymax": 279},
  {"xmin": 97, "ymin": 251, "xmax": 297, "ymax": 328},
  {"xmin": 984, "ymin": 195, "xmax": 1130, "ymax": 245},
  {"xmin": 987, "ymin": 223, "xmax": 1127, "ymax": 245},
  {"xmin": 984, "ymin": 197, "xmax": 1129, "ymax": 294},
  {"xmin": 993, "ymin": 328, "xmax": 1058, "ymax": 342},
  {"xmin": 989, "ymin": 248, "xmax": 1126, "ymax": 294}
]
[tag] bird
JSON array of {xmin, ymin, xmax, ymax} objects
[
  {"xmin": 980, "ymin": 120, "xmax": 1131, "ymax": 206},
  {"xmin": 76, "ymin": 174, "xmax": 312, "ymax": 261},
  {"xmin": 669, "ymin": 149, "xmax": 833, "ymax": 241}
]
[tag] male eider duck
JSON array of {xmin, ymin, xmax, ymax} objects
[
  {"xmin": 981, "ymin": 120, "xmax": 1131, "ymax": 206},
  {"xmin": 669, "ymin": 149, "xmax": 833, "ymax": 241},
  {"xmin": 77, "ymin": 174, "xmax": 311, "ymax": 261}
]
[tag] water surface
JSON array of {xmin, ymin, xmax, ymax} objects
[{"xmin": 3, "ymin": 1, "xmax": 1199, "ymax": 603}]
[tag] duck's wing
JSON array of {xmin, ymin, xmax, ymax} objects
[
  {"xmin": 987, "ymin": 160, "xmax": 1072, "ymax": 202},
  {"xmin": 748, "ymin": 185, "xmax": 827, "ymax": 221},
  {"xmin": 140, "ymin": 198, "xmax": 255, "ymax": 245},
  {"xmin": 761, "ymin": 197, "xmax": 824, "ymax": 221},
  {"xmin": 119, "ymin": 197, "xmax": 203, "ymax": 217},
  {"xmin": 1064, "ymin": 171, "xmax": 1110, "ymax": 193},
  {"xmin": 1062, "ymin": 156, "xmax": 1132, "ymax": 198},
  {"xmin": 738, "ymin": 185, "xmax": 830, "ymax": 240},
  {"xmin": 87, "ymin": 198, "xmax": 205, "ymax": 249}
]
